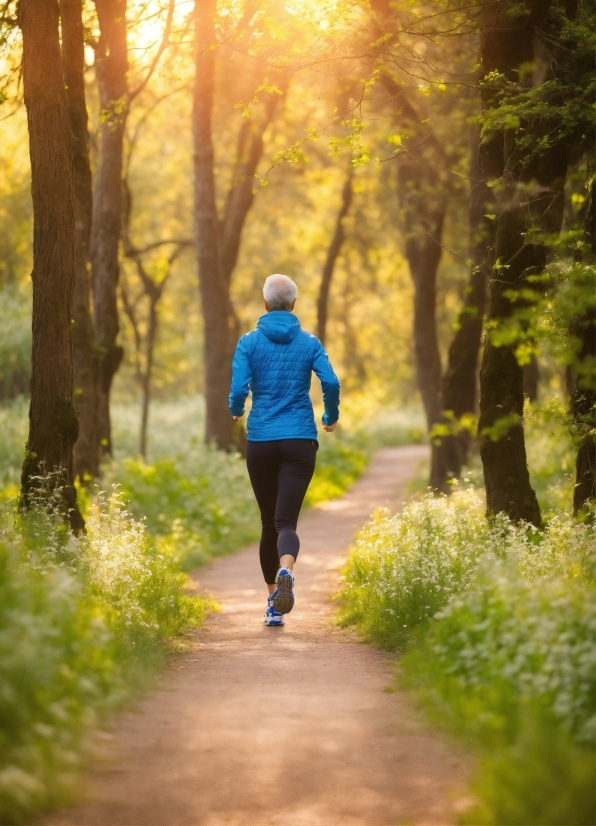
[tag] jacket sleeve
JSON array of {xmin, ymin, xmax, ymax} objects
[
  {"xmin": 312, "ymin": 339, "xmax": 340, "ymax": 425},
  {"xmin": 229, "ymin": 336, "xmax": 252, "ymax": 417}
]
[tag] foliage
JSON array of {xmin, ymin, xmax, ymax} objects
[
  {"xmin": 337, "ymin": 488, "xmax": 596, "ymax": 825},
  {"xmin": 337, "ymin": 490, "xmax": 488, "ymax": 647},
  {"xmin": 106, "ymin": 450, "xmax": 260, "ymax": 570},
  {"xmin": 409, "ymin": 399, "xmax": 577, "ymax": 510},
  {"xmin": 0, "ymin": 396, "xmax": 27, "ymax": 494},
  {"xmin": 0, "ymin": 492, "xmax": 206, "ymax": 824},
  {"xmin": 305, "ymin": 433, "xmax": 369, "ymax": 506},
  {"xmin": 479, "ymin": 5, "xmax": 595, "ymax": 171}
]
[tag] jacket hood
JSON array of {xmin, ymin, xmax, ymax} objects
[{"xmin": 257, "ymin": 311, "xmax": 302, "ymax": 344}]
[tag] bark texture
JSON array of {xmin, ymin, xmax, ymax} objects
[
  {"xmin": 60, "ymin": 0, "xmax": 100, "ymax": 482},
  {"xmin": 193, "ymin": 0, "xmax": 282, "ymax": 450},
  {"xmin": 478, "ymin": 1, "xmax": 571, "ymax": 525},
  {"xmin": 434, "ymin": 127, "xmax": 492, "ymax": 490},
  {"xmin": 18, "ymin": 0, "xmax": 84, "ymax": 532},
  {"xmin": 91, "ymin": 0, "xmax": 129, "ymax": 455},
  {"xmin": 316, "ymin": 168, "xmax": 354, "ymax": 347}
]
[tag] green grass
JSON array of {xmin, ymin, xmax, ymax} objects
[
  {"xmin": 337, "ymin": 490, "xmax": 596, "ymax": 825},
  {"xmin": 0, "ymin": 492, "xmax": 206, "ymax": 824},
  {"xmin": 306, "ymin": 432, "xmax": 369, "ymax": 506},
  {"xmin": 337, "ymin": 490, "xmax": 489, "ymax": 647}
]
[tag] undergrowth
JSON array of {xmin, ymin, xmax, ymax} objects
[
  {"xmin": 0, "ymin": 492, "xmax": 206, "ymax": 824},
  {"xmin": 337, "ymin": 491, "xmax": 596, "ymax": 825}
]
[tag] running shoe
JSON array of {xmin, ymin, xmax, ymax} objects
[
  {"xmin": 264, "ymin": 596, "xmax": 284, "ymax": 626},
  {"xmin": 272, "ymin": 567, "xmax": 295, "ymax": 615}
]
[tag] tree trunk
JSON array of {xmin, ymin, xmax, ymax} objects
[
  {"xmin": 317, "ymin": 167, "xmax": 354, "ymax": 347},
  {"xmin": 572, "ymin": 181, "xmax": 596, "ymax": 515},
  {"xmin": 378, "ymin": 69, "xmax": 449, "ymax": 488},
  {"xmin": 478, "ymin": 0, "xmax": 572, "ymax": 526},
  {"xmin": 18, "ymin": 0, "xmax": 84, "ymax": 532},
  {"xmin": 193, "ymin": 0, "xmax": 231, "ymax": 450},
  {"xmin": 91, "ymin": 0, "xmax": 129, "ymax": 455},
  {"xmin": 397, "ymin": 151, "xmax": 446, "ymax": 437},
  {"xmin": 406, "ymin": 211, "xmax": 445, "ymax": 433},
  {"xmin": 193, "ymin": 2, "xmax": 283, "ymax": 451},
  {"xmin": 522, "ymin": 356, "xmax": 540, "ymax": 402},
  {"xmin": 434, "ymin": 125, "xmax": 492, "ymax": 490},
  {"xmin": 60, "ymin": 0, "xmax": 100, "ymax": 482}
]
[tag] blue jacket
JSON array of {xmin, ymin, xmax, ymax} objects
[{"xmin": 229, "ymin": 311, "xmax": 340, "ymax": 443}]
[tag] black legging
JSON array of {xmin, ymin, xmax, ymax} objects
[{"xmin": 246, "ymin": 439, "xmax": 317, "ymax": 585}]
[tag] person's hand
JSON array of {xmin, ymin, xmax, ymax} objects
[
  {"xmin": 323, "ymin": 421, "xmax": 338, "ymax": 432},
  {"xmin": 232, "ymin": 415, "xmax": 241, "ymax": 421}
]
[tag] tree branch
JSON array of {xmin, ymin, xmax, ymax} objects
[{"xmin": 129, "ymin": 0, "xmax": 175, "ymax": 102}]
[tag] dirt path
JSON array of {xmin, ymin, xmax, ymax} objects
[{"xmin": 49, "ymin": 446, "xmax": 465, "ymax": 826}]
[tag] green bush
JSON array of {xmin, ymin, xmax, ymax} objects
[
  {"xmin": 337, "ymin": 490, "xmax": 489, "ymax": 647},
  {"xmin": 0, "ymin": 494, "xmax": 205, "ymax": 823},
  {"xmin": 460, "ymin": 709, "xmax": 596, "ymax": 826},
  {"xmin": 337, "ymin": 491, "xmax": 596, "ymax": 825},
  {"xmin": 108, "ymin": 450, "xmax": 260, "ymax": 570}
]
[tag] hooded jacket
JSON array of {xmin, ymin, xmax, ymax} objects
[{"xmin": 228, "ymin": 311, "xmax": 340, "ymax": 443}]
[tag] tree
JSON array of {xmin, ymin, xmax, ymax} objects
[
  {"xmin": 476, "ymin": 0, "xmax": 586, "ymax": 526},
  {"xmin": 121, "ymin": 177, "xmax": 192, "ymax": 458},
  {"xmin": 193, "ymin": 0, "xmax": 284, "ymax": 450},
  {"xmin": 17, "ymin": 0, "xmax": 84, "ymax": 531},
  {"xmin": 316, "ymin": 165, "xmax": 354, "ymax": 346},
  {"xmin": 90, "ymin": 0, "xmax": 129, "ymax": 456},
  {"xmin": 377, "ymin": 69, "xmax": 451, "ymax": 486},
  {"xmin": 434, "ymin": 125, "xmax": 493, "ymax": 490},
  {"xmin": 59, "ymin": 0, "xmax": 100, "ymax": 483},
  {"xmin": 90, "ymin": 0, "xmax": 173, "ymax": 456}
]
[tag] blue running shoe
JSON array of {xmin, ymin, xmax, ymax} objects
[
  {"xmin": 264, "ymin": 595, "xmax": 284, "ymax": 626},
  {"xmin": 272, "ymin": 567, "xmax": 295, "ymax": 615}
]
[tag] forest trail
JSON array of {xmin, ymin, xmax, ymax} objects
[{"xmin": 48, "ymin": 446, "xmax": 466, "ymax": 826}]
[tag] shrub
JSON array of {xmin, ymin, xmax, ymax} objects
[
  {"xmin": 106, "ymin": 450, "xmax": 260, "ymax": 570},
  {"xmin": 337, "ymin": 490, "xmax": 490, "ymax": 647},
  {"xmin": 338, "ymin": 489, "xmax": 596, "ymax": 825},
  {"xmin": 0, "ymin": 494, "xmax": 205, "ymax": 823}
]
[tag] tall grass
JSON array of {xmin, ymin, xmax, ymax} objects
[
  {"xmin": 337, "ymin": 491, "xmax": 596, "ymax": 825},
  {"xmin": 0, "ymin": 492, "xmax": 205, "ymax": 823}
]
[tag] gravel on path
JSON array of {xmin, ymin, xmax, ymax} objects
[{"xmin": 48, "ymin": 445, "xmax": 466, "ymax": 826}]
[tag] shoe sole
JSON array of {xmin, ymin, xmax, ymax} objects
[
  {"xmin": 272, "ymin": 572, "xmax": 294, "ymax": 615},
  {"xmin": 264, "ymin": 617, "xmax": 284, "ymax": 626}
]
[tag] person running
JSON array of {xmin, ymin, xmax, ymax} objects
[{"xmin": 229, "ymin": 274, "xmax": 340, "ymax": 627}]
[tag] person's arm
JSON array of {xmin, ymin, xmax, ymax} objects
[
  {"xmin": 312, "ymin": 339, "xmax": 340, "ymax": 428},
  {"xmin": 229, "ymin": 336, "xmax": 252, "ymax": 418}
]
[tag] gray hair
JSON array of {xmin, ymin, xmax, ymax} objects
[{"xmin": 263, "ymin": 274, "xmax": 298, "ymax": 311}]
